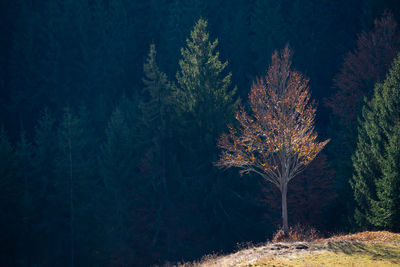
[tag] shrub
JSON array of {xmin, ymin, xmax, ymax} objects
[{"xmin": 272, "ymin": 224, "xmax": 320, "ymax": 242}]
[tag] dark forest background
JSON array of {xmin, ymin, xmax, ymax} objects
[{"xmin": 1, "ymin": 0, "xmax": 400, "ymax": 266}]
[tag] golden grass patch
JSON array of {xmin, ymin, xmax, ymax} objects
[{"xmin": 252, "ymin": 242, "xmax": 400, "ymax": 267}]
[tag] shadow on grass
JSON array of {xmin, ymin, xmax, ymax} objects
[{"xmin": 327, "ymin": 241, "xmax": 400, "ymax": 264}]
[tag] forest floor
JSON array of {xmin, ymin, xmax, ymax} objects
[{"xmin": 175, "ymin": 231, "xmax": 400, "ymax": 266}]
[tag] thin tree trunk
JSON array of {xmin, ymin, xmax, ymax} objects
[{"xmin": 281, "ymin": 182, "xmax": 288, "ymax": 235}]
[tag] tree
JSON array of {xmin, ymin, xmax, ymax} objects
[
  {"xmin": 325, "ymin": 11, "xmax": 400, "ymax": 229},
  {"xmin": 169, "ymin": 18, "xmax": 243, "ymax": 254},
  {"xmin": 98, "ymin": 107, "xmax": 137, "ymax": 265},
  {"xmin": 216, "ymin": 46, "xmax": 329, "ymax": 234},
  {"xmin": 260, "ymin": 153, "xmax": 336, "ymax": 230},
  {"xmin": 174, "ymin": 18, "xmax": 238, "ymax": 133},
  {"xmin": 137, "ymin": 44, "xmax": 173, "ymax": 254},
  {"xmin": 327, "ymin": 11, "xmax": 400, "ymax": 124},
  {"xmin": 351, "ymin": 53, "xmax": 400, "ymax": 231}
]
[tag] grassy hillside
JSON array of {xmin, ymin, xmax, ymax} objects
[{"xmin": 176, "ymin": 231, "xmax": 400, "ymax": 267}]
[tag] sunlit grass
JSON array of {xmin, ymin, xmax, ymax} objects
[{"xmin": 251, "ymin": 242, "xmax": 400, "ymax": 267}]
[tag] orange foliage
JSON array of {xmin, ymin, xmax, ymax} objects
[
  {"xmin": 216, "ymin": 46, "xmax": 329, "ymax": 188},
  {"xmin": 326, "ymin": 11, "xmax": 400, "ymax": 123}
]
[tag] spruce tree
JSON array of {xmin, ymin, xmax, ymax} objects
[
  {"xmin": 141, "ymin": 44, "xmax": 171, "ymax": 136},
  {"xmin": 172, "ymin": 18, "xmax": 242, "ymax": 250},
  {"xmin": 175, "ymin": 18, "xmax": 238, "ymax": 133},
  {"xmin": 139, "ymin": 43, "xmax": 172, "ymax": 196},
  {"xmin": 351, "ymin": 53, "xmax": 400, "ymax": 231}
]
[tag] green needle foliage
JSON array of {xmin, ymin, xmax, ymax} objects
[
  {"xmin": 351, "ymin": 53, "xmax": 400, "ymax": 231},
  {"xmin": 174, "ymin": 18, "xmax": 239, "ymax": 134}
]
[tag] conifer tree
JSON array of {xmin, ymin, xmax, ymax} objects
[
  {"xmin": 141, "ymin": 44, "xmax": 171, "ymax": 137},
  {"xmin": 175, "ymin": 18, "xmax": 238, "ymax": 133},
  {"xmin": 172, "ymin": 19, "xmax": 242, "ymax": 249},
  {"xmin": 139, "ymin": 44, "xmax": 171, "ymax": 197},
  {"xmin": 98, "ymin": 107, "xmax": 137, "ymax": 265},
  {"xmin": 139, "ymin": 44, "xmax": 184, "ymax": 254},
  {"xmin": 352, "ymin": 53, "xmax": 400, "ymax": 231}
]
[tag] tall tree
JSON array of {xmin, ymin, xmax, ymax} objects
[
  {"xmin": 98, "ymin": 107, "xmax": 138, "ymax": 266},
  {"xmin": 175, "ymin": 18, "xmax": 238, "ymax": 132},
  {"xmin": 137, "ymin": 44, "xmax": 174, "ymax": 255},
  {"xmin": 325, "ymin": 11, "xmax": 400, "ymax": 229},
  {"xmin": 172, "ymin": 18, "xmax": 243, "ymax": 254},
  {"xmin": 261, "ymin": 153, "xmax": 336, "ymax": 230},
  {"xmin": 351, "ymin": 53, "xmax": 400, "ymax": 231},
  {"xmin": 216, "ymin": 46, "xmax": 329, "ymax": 234},
  {"xmin": 327, "ymin": 11, "xmax": 400, "ymax": 124}
]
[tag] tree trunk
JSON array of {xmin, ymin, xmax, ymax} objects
[{"xmin": 281, "ymin": 182, "xmax": 289, "ymax": 235}]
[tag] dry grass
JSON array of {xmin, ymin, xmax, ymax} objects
[
  {"xmin": 273, "ymin": 225, "xmax": 320, "ymax": 243},
  {"xmin": 325, "ymin": 231, "xmax": 400, "ymax": 242},
  {"xmin": 252, "ymin": 242, "xmax": 400, "ymax": 266},
  {"xmin": 170, "ymin": 231, "xmax": 400, "ymax": 267}
]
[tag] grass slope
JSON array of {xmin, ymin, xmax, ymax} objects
[
  {"xmin": 177, "ymin": 231, "xmax": 400, "ymax": 267},
  {"xmin": 253, "ymin": 242, "xmax": 400, "ymax": 266}
]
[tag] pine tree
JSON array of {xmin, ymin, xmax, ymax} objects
[{"xmin": 351, "ymin": 53, "xmax": 400, "ymax": 231}]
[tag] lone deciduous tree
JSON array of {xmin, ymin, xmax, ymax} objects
[{"xmin": 216, "ymin": 46, "xmax": 329, "ymax": 234}]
